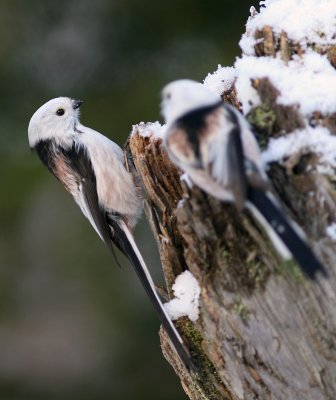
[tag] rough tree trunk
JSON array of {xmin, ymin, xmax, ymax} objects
[{"xmin": 126, "ymin": 9, "xmax": 336, "ymax": 400}]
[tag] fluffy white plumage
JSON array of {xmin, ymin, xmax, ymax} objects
[
  {"xmin": 29, "ymin": 97, "xmax": 81, "ymax": 147},
  {"xmin": 28, "ymin": 97, "xmax": 192, "ymax": 368},
  {"xmin": 28, "ymin": 97, "xmax": 142, "ymax": 229}
]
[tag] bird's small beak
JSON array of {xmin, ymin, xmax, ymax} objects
[{"xmin": 72, "ymin": 99, "xmax": 83, "ymax": 110}]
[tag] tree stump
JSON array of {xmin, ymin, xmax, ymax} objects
[{"xmin": 126, "ymin": 3, "xmax": 336, "ymax": 399}]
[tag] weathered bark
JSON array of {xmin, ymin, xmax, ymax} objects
[{"xmin": 126, "ymin": 20, "xmax": 336, "ymax": 400}]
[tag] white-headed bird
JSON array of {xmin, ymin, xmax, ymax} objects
[
  {"xmin": 28, "ymin": 97, "xmax": 191, "ymax": 368},
  {"xmin": 161, "ymin": 79, "xmax": 325, "ymax": 279}
]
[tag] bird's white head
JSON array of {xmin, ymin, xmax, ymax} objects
[
  {"xmin": 161, "ymin": 79, "xmax": 221, "ymax": 126},
  {"xmin": 28, "ymin": 97, "xmax": 83, "ymax": 147}
]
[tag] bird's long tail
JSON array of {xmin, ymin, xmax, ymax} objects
[
  {"xmin": 113, "ymin": 220, "xmax": 192, "ymax": 369},
  {"xmin": 246, "ymin": 187, "xmax": 326, "ymax": 279}
]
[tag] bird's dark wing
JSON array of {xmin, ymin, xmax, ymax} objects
[
  {"xmin": 35, "ymin": 139, "xmax": 113, "ymax": 249},
  {"xmin": 165, "ymin": 125, "xmax": 202, "ymax": 169},
  {"xmin": 166, "ymin": 103, "xmax": 226, "ymax": 169},
  {"xmin": 34, "ymin": 139, "xmax": 57, "ymax": 173},
  {"xmin": 167, "ymin": 103, "xmax": 248, "ymax": 208},
  {"xmin": 61, "ymin": 142, "xmax": 114, "ymax": 248}
]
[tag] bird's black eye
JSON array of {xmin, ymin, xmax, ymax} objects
[{"xmin": 56, "ymin": 108, "xmax": 65, "ymax": 116}]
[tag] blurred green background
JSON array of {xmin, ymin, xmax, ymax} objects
[{"xmin": 0, "ymin": 1, "xmax": 258, "ymax": 399}]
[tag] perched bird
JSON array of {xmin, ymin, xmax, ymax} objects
[
  {"xmin": 28, "ymin": 97, "xmax": 191, "ymax": 368},
  {"xmin": 161, "ymin": 79, "xmax": 326, "ymax": 279}
]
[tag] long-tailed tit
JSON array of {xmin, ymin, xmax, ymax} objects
[
  {"xmin": 28, "ymin": 97, "xmax": 191, "ymax": 368},
  {"xmin": 161, "ymin": 79, "xmax": 326, "ymax": 279}
]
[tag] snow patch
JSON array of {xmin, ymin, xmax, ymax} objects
[
  {"xmin": 241, "ymin": 0, "xmax": 336, "ymax": 55},
  {"xmin": 262, "ymin": 126, "xmax": 336, "ymax": 172},
  {"xmin": 326, "ymin": 223, "xmax": 336, "ymax": 241},
  {"xmin": 164, "ymin": 270, "xmax": 200, "ymax": 322},
  {"xmin": 234, "ymin": 52, "xmax": 336, "ymax": 115},
  {"xmin": 203, "ymin": 65, "xmax": 236, "ymax": 96},
  {"xmin": 239, "ymin": 34, "xmax": 258, "ymax": 56},
  {"xmin": 132, "ymin": 121, "xmax": 165, "ymax": 139}
]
